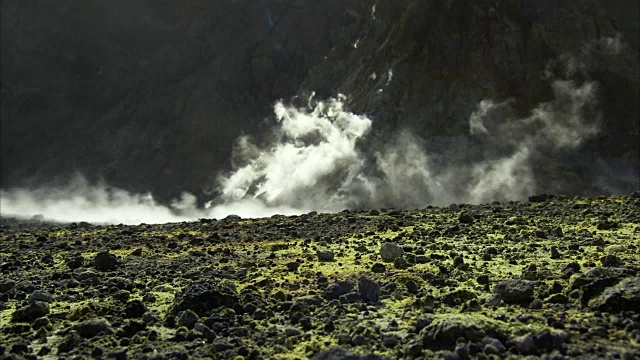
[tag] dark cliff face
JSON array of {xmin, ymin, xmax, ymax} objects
[{"xmin": 1, "ymin": 0, "xmax": 638, "ymax": 205}]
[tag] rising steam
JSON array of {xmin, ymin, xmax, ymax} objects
[
  {"xmin": 0, "ymin": 48, "xmax": 630, "ymax": 224},
  {"xmin": 213, "ymin": 76, "xmax": 600, "ymax": 214}
]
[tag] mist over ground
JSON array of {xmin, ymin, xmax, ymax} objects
[{"xmin": 1, "ymin": 1, "xmax": 638, "ymax": 224}]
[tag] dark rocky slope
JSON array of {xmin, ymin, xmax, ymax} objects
[
  {"xmin": 1, "ymin": 0, "xmax": 639, "ymax": 203},
  {"xmin": 1, "ymin": 194, "xmax": 639, "ymax": 358}
]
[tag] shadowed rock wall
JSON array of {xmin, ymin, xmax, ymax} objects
[{"xmin": 1, "ymin": 0, "xmax": 638, "ymax": 203}]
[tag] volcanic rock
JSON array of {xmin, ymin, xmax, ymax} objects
[
  {"xmin": 494, "ymin": 279, "xmax": 535, "ymax": 304},
  {"xmin": 380, "ymin": 243, "xmax": 403, "ymax": 262},
  {"xmin": 169, "ymin": 280, "xmax": 238, "ymax": 317}
]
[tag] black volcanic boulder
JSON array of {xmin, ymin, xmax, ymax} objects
[
  {"xmin": 589, "ymin": 277, "xmax": 640, "ymax": 313},
  {"xmin": 94, "ymin": 251, "xmax": 119, "ymax": 271},
  {"xmin": 324, "ymin": 281, "xmax": 355, "ymax": 300},
  {"xmin": 358, "ymin": 277, "xmax": 381, "ymax": 303},
  {"xmin": 494, "ymin": 279, "xmax": 535, "ymax": 304},
  {"xmin": 169, "ymin": 280, "xmax": 238, "ymax": 317},
  {"xmin": 420, "ymin": 314, "xmax": 506, "ymax": 350},
  {"xmin": 570, "ymin": 267, "xmax": 634, "ymax": 306},
  {"xmin": 11, "ymin": 301, "xmax": 49, "ymax": 322}
]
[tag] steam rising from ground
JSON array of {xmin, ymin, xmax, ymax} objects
[
  {"xmin": 0, "ymin": 176, "xmax": 197, "ymax": 224},
  {"xmin": 1, "ymin": 48, "xmax": 632, "ymax": 224},
  {"xmin": 214, "ymin": 78, "xmax": 600, "ymax": 214}
]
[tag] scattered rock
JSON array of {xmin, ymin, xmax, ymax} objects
[
  {"xmin": 324, "ymin": 281, "xmax": 355, "ymax": 300},
  {"xmin": 94, "ymin": 251, "xmax": 119, "ymax": 271},
  {"xmin": 393, "ymin": 257, "xmax": 408, "ymax": 269},
  {"xmin": 211, "ymin": 338, "xmax": 234, "ymax": 352},
  {"xmin": 589, "ymin": 277, "xmax": 640, "ymax": 312},
  {"xmin": 544, "ymin": 293, "xmax": 570, "ymax": 304},
  {"xmin": 313, "ymin": 347, "xmax": 390, "ymax": 359},
  {"xmin": 0, "ymin": 279, "xmax": 16, "ymax": 293},
  {"xmin": 371, "ymin": 263, "xmax": 386, "ymax": 273},
  {"xmin": 31, "ymin": 316, "xmax": 51, "ymax": 330},
  {"xmin": 494, "ymin": 279, "xmax": 534, "ymax": 304},
  {"xmin": 380, "ymin": 243, "xmax": 403, "ymax": 262},
  {"xmin": 58, "ymin": 332, "xmax": 81, "ymax": 354},
  {"xmin": 476, "ymin": 275, "xmax": 489, "ymax": 285},
  {"xmin": 511, "ymin": 333, "xmax": 537, "ymax": 354},
  {"xmin": 317, "ymin": 250, "xmax": 335, "ymax": 261},
  {"xmin": 28, "ymin": 290, "xmax": 54, "ymax": 303},
  {"xmin": 125, "ymin": 300, "xmax": 146, "ymax": 318},
  {"xmin": 12, "ymin": 301, "xmax": 49, "ymax": 322},
  {"xmin": 176, "ymin": 309, "xmax": 200, "ymax": 329},
  {"xmin": 458, "ymin": 213, "xmax": 474, "ymax": 224},
  {"xmin": 169, "ymin": 280, "xmax": 238, "ymax": 317},
  {"xmin": 73, "ymin": 318, "xmax": 115, "ymax": 338},
  {"xmin": 358, "ymin": 277, "xmax": 381, "ymax": 303},
  {"xmin": 420, "ymin": 314, "xmax": 504, "ymax": 350},
  {"xmin": 66, "ymin": 254, "xmax": 85, "ymax": 269}
]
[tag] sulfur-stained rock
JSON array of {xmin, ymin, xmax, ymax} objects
[
  {"xmin": 589, "ymin": 277, "xmax": 640, "ymax": 313},
  {"xmin": 494, "ymin": 279, "xmax": 534, "ymax": 304}
]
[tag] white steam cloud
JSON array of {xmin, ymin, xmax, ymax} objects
[
  {"xmin": 0, "ymin": 176, "xmax": 195, "ymax": 224},
  {"xmin": 213, "ymin": 76, "xmax": 600, "ymax": 213},
  {"xmin": 0, "ymin": 49, "xmax": 626, "ymax": 225}
]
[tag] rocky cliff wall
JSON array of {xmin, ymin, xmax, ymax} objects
[{"xmin": 1, "ymin": 0, "xmax": 638, "ymax": 206}]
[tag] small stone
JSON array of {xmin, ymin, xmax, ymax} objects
[
  {"xmin": 31, "ymin": 317, "xmax": 51, "ymax": 330},
  {"xmin": 420, "ymin": 314, "xmax": 504, "ymax": 350},
  {"xmin": 453, "ymin": 256, "xmax": 464, "ymax": 267},
  {"xmin": 600, "ymin": 254, "xmax": 623, "ymax": 267},
  {"xmin": 476, "ymin": 275, "xmax": 489, "ymax": 285},
  {"xmin": 125, "ymin": 300, "xmax": 146, "ymax": 318},
  {"xmin": 494, "ymin": 279, "xmax": 534, "ymax": 304},
  {"xmin": 94, "ymin": 251, "xmax": 118, "ymax": 271},
  {"xmin": 483, "ymin": 344, "xmax": 500, "ymax": 355},
  {"xmin": 512, "ymin": 334, "xmax": 537, "ymax": 354},
  {"xmin": 393, "ymin": 257, "xmax": 409, "ymax": 269},
  {"xmin": 589, "ymin": 277, "xmax": 640, "ymax": 312},
  {"xmin": 316, "ymin": 250, "xmax": 334, "ymax": 262},
  {"xmin": 12, "ymin": 301, "xmax": 49, "ymax": 322},
  {"xmin": 108, "ymin": 348, "xmax": 127, "ymax": 360},
  {"xmin": 176, "ymin": 309, "xmax": 200, "ymax": 329},
  {"xmin": 483, "ymin": 337, "xmax": 506, "ymax": 352},
  {"xmin": 550, "ymin": 246, "xmax": 561, "ymax": 259},
  {"xmin": 544, "ymin": 293, "xmax": 570, "ymax": 304},
  {"xmin": 142, "ymin": 312, "xmax": 160, "ymax": 324},
  {"xmin": 380, "ymin": 243, "xmax": 403, "ymax": 262},
  {"xmin": 484, "ymin": 294, "xmax": 501, "ymax": 307},
  {"xmin": 0, "ymin": 279, "xmax": 16, "ymax": 293},
  {"xmin": 359, "ymin": 276, "xmax": 381, "ymax": 303},
  {"xmin": 58, "ymin": 332, "xmax": 81, "ymax": 354},
  {"xmin": 211, "ymin": 338, "xmax": 233, "ymax": 352},
  {"xmin": 371, "ymin": 263, "xmax": 386, "ymax": 273},
  {"xmin": 406, "ymin": 280, "xmax": 419, "ymax": 294},
  {"xmin": 353, "ymin": 335, "xmax": 368, "ymax": 346},
  {"xmin": 28, "ymin": 290, "xmax": 54, "ymax": 303},
  {"xmin": 485, "ymin": 247, "xmax": 498, "ymax": 255},
  {"xmin": 169, "ymin": 280, "xmax": 238, "ymax": 317},
  {"xmin": 458, "ymin": 213, "xmax": 474, "ymax": 224},
  {"xmin": 66, "ymin": 254, "xmax": 85, "ymax": 269},
  {"xmin": 382, "ymin": 334, "xmax": 399, "ymax": 348},
  {"xmin": 324, "ymin": 281, "xmax": 355, "ymax": 300},
  {"xmin": 528, "ymin": 299, "xmax": 543, "ymax": 309},
  {"xmin": 286, "ymin": 261, "xmax": 301, "ymax": 271},
  {"xmin": 73, "ymin": 318, "xmax": 114, "ymax": 338}
]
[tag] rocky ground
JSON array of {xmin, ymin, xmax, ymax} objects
[{"xmin": 1, "ymin": 194, "xmax": 639, "ymax": 359}]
